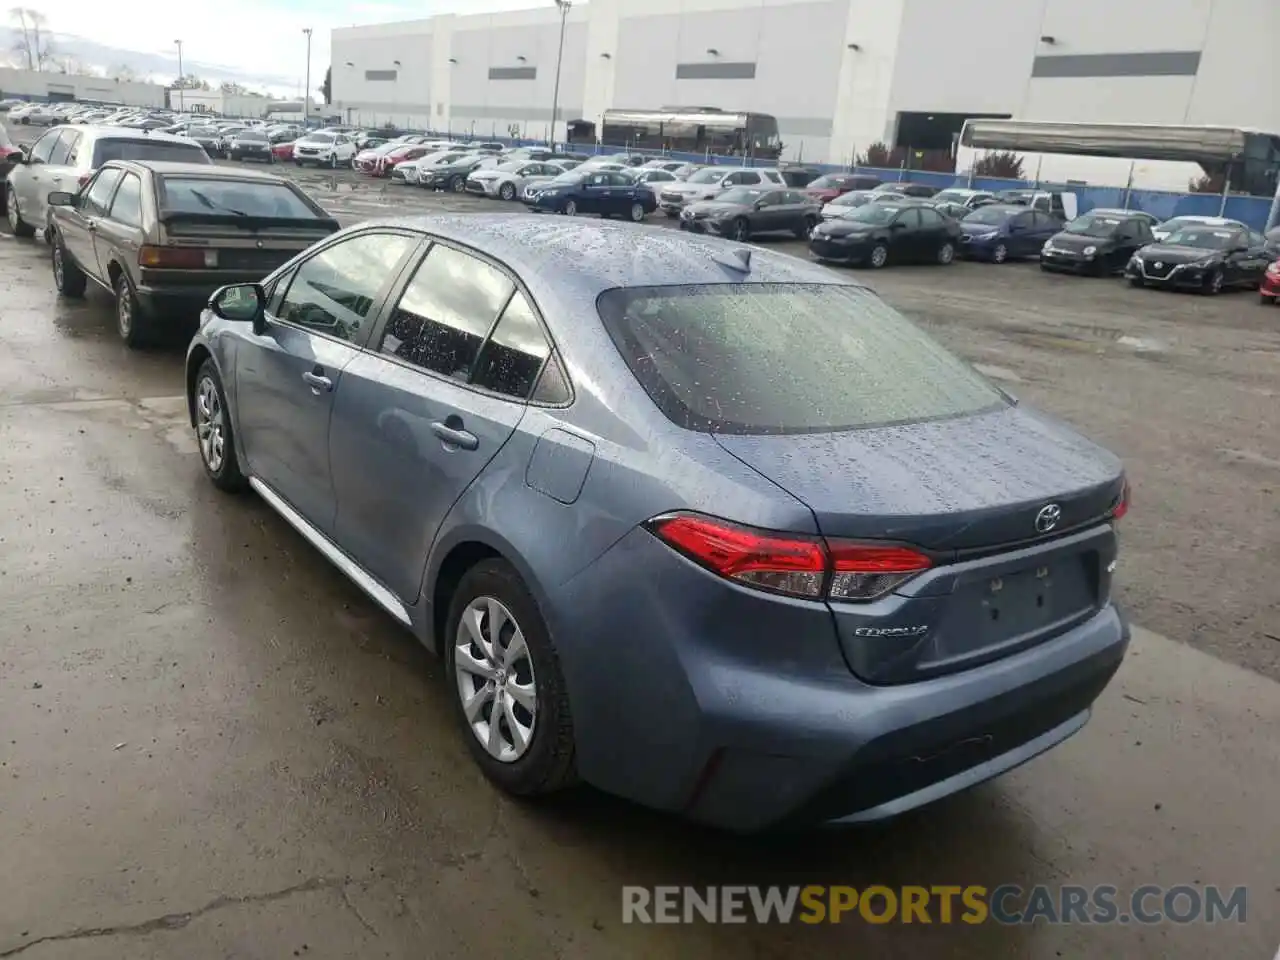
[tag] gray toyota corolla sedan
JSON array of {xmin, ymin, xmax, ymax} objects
[{"xmin": 185, "ymin": 214, "xmax": 1131, "ymax": 832}]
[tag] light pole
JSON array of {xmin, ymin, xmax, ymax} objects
[
  {"xmin": 549, "ymin": 0, "xmax": 570, "ymax": 149},
  {"xmin": 173, "ymin": 39, "xmax": 184, "ymax": 112},
  {"xmin": 302, "ymin": 27, "xmax": 313, "ymax": 127}
]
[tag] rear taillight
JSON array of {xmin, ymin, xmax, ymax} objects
[
  {"xmin": 645, "ymin": 513, "xmax": 932, "ymax": 602},
  {"xmin": 1111, "ymin": 478, "xmax": 1130, "ymax": 520},
  {"xmin": 1267, "ymin": 261, "xmax": 1280, "ymax": 276},
  {"xmin": 138, "ymin": 245, "xmax": 217, "ymax": 268}
]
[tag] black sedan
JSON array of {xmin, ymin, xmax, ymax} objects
[
  {"xmin": 679, "ymin": 187, "xmax": 821, "ymax": 241},
  {"xmin": 417, "ymin": 154, "xmax": 491, "ymax": 192},
  {"xmin": 227, "ymin": 130, "xmax": 275, "ymax": 164},
  {"xmin": 182, "ymin": 125, "xmax": 224, "ymax": 157},
  {"xmin": 1040, "ymin": 211, "xmax": 1155, "ymax": 275},
  {"xmin": 809, "ymin": 200, "xmax": 962, "ymax": 268},
  {"xmin": 1124, "ymin": 225, "xmax": 1273, "ymax": 294}
]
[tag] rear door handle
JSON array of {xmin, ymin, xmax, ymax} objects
[
  {"xmin": 302, "ymin": 371, "xmax": 332, "ymax": 392},
  {"xmin": 429, "ymin": 420, "xmax": 479, "ymax": 451}
]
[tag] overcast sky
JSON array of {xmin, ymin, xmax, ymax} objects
[{"xmin": 24, "ymin": 0, "xmax": 548, "ymax": 91}]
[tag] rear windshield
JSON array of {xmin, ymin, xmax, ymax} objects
[
  {"xmin": 158, "ymin": 177, "xmax": 321, "ymax": 219},
  {"xmin": 597, "ymin": 283, "xmax": 1005, "ymax": 434},
  {"xmin": 93, "ymin": 139, "xmax": 211, "ymax": 166}
]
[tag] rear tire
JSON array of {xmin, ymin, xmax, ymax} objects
[
  {"xmin": 52, "ymin": 235, "xmax": 86, "ymax": 298},
  {"xmin": 445, "ymin": 559, "xmax": 577, "ymax": 797},
  {"xmin": 114, "ymin": 272, "xmax": 150, "ymax": 349},
  {"xmin": 629, "ymin": 202, "xmax": 645, "ymax": 223},
  {"xmin": 992, "ymin": 243, "xmax": 1008, "ymax": 264},
  {"xmin": 563, "ymin": 199, "xmax": 577, "ymax": 216},
  {"xmin": 937, "ymin": 241, "xmax": 956, "ymax": 265},
  {"xmin": 7, "ymin": 192, "xmax": 35, "ymax": 238}
]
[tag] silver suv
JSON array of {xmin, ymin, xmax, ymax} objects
[
  {"xmin": 656, "ymin": 167, "xmax": 785, "ymax": 217},
  {"xmin": 6, "ymin": 125, "xmax": 210, "ymax": 239}
]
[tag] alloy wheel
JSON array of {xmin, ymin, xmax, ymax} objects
[
  {"xmin": 195, "ymin": 376, "xmax": 226, "ymax": 473},
  {"xmin": 564, "ymin": 200, "xmax": 577, "ymax": 216},
  {"xmin": 733, "ymin": 219, "xmax": 749, "ymax": 242},
  {"xmin": 453, "ymin": 596, "xmax": 538, "ymax": 763},
  {"xmin": 117, "ymin": 286, "xmax": 133, "ymax": 338},
  {"xmin": 870, "ymin": 245, "xmax": 888, "ymax": 268},
  {"xmin": 630, "ymin": 202, "xmax": 644, "ymax": 222},
  {"xmin": 1209, "ymin": 270, "xmax": 1223, "ymax": 294},
  {"xmin": 52, "ymin": 244, "xmax": 64, "ymax": 288},
  {"xmin": 500, "ymin": 183, "xmax": 515, "ymax": 201},
  {"xmin": 7, "ymin": 196, "xmax": 18, "ymax": 232},
  {"xmin": 938, "ymin": 242, "xmax": 955, "ymax": 265},
  {"xmin": 993, "ymin": 244, "xmax": 1008, "ymax": 263}
]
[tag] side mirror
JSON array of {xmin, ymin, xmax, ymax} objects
[
  {"xmin": 9, "ymin": 147, "xmax": 26, "ymax": 164},
  {"xmin": 47, "ymin": 190, "xmax": 76, "ymax": 207},
  {"xmin": 210, "ymin": 283, "xmax": 266, "ymax": 332}
]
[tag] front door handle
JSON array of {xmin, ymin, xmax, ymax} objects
[
  {"xmin": 302, "ymin": 370, "xmax": 332, "ymax": 392},
  {"xmin": 429, "ymin": 420, "xmax": 479, "ymax": 451}
]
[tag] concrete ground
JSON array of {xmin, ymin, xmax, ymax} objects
[{"xmin": 1, "ymin": 127, "xmax": 1279, "ymax": 957}]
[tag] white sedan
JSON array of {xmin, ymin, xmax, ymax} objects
[{"xmin": 464, "ymin": 160, "xmax": 570, "ymax": 200}]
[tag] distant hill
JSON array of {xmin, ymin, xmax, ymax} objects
[{"xmin": 0, "ymin": 27, "xmax": 301, "ymax": 95}]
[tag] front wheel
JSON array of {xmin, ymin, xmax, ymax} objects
[
  {"xmin": 52, "ymin": 235, "xmax": 86, "ymax": 297},
  {"xmin": 868, "ymin": 243, "xmax": 889, "ymax": 269},
  {"xmin": 194, "ymin": 359, "xmax": 248, "ymax": 493},
  {"xmin": 1204, "ymin": 268, "xmax": 1224, "ymax": 295},
  {"xmin": 936, "ymin": 241, "xmax": 956, "ymax": 265},
  {"xmin": 563, "ymin": 199, "xmax": 578, "ymax": 216},
  {"xmin": 499, "ymin": 182, "xmax": 516, "ymax": 201},
  {"xmin": 450, "ymin": 175, "xmax": 465, "ymax": 193},
  {"xmin": 445, "ymin": 559, "xmax": 577, "ymax": 796},
  {"xmin": 991, "ymin": 243, "xmax": 1008, "ymax": 264},
  {"xmin": 731, "ymin": 217, "xmax": 750, "ymax": 242},
  {"xmin": 795, "ymin": 216, "xmax": 817, "ymax": 240}
]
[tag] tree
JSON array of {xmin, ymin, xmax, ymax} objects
[
  {"xmin": 10, "ymin": 7, "xmax": 52, "ymax": 72},
  {"xmin": 972, "ymin": 150, "xmax": 1025, "ymax": 180},
  {"xmin": 320, "ymin": 65, "xmax": 331, "ymax": 104}
]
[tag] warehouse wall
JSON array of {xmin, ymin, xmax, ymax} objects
[{"xmin": 0, "ymin": 68, "xmax": 165, "ymax": 107}]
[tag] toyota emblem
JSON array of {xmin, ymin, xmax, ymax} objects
[
  {"xmin": 1035, "ymin": 503, "xmax": 1062, "ymax": 534},
  {"xmin": 1154, "ymin": 261, "xmax": 1163, "ymax": 269}
]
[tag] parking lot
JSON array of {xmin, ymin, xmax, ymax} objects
[{"xmin": 2, "ymin": 125, "xmax": 1279, "ymax": 958}]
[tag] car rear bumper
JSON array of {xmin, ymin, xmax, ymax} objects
[
  {"xmin": 1261, "ymin": 273, "xmax": 1280, "ymax": 298},
  {"xmin": 135, "ymin": 276, "xmax": 277, "ymax": 317},
  {"xmin": 547, "ymin": 527, "xmax": 1130, "ymax": 833}
]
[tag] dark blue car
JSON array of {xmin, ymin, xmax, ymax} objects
[
  {"xmin": 528, "ymin": 169, "xmax": 656, "ymax": 221},
  {"xmin": 959, "ymin": 204, "xmax": 1064, "ymax": 263}
]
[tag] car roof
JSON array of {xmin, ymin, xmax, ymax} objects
[
  {"xmin": 1085, "ymin": 208, "xmax": 1144, "ymax": 217},
  {"xmin": 60, "ymin": 124, "xmax": 196, "ymax": 144},
  {"xmin": 104, "ymin": 160, "xmax": 289, "ymax": 181},
  {"xmin": 354, "ymin": 214, "xmax": 861, "ymax": 296}
]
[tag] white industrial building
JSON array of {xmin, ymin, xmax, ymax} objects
[
  {"xmin": 332, "ymin": 0, "xmax": 1280, "ymax": 186},
  {"xmin": 0, "ymin": 67, "xmax": 166, "ymax": 108}
]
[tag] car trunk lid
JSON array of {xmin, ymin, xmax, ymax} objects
[
  {"xmin": 156, "ymin": 213, "xmax": 339, "ymax": 274},
  {"xmin": 713, "ymin": 406, "xmax": 1124, "ymax": 683}
]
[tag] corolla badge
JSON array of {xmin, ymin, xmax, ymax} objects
[
  {"xmin": 1035, "ymin": 503, "xmax": 1062, "ymax": 534},
  {"xmin": 853, "ymin": 625, "xmax": 929, "ymax": 638},
  {"xmin": 1154, "ymin": 261, "xmax": 1164, "ymax": 269}
]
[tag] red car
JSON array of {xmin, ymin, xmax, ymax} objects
[
  {"xmin": 0, "ymin": 124, "xmax": 23, "ymax": 211},
  {"xmin": 1260, "ymin": 259, "xmax": 1280, "ymax": 305},
  {"xmin": 271, "ymin": 140, "xmax": 295, "ymax": 162},
  {"xmin": 804, "ymin": 173, "xmax": 882, "ymax": 204},
  {"xmin": 374, "ymin": 144, "xmax": 431, "ymax": 176}
]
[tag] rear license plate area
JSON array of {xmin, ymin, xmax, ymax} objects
[{"xmin": 929, "ymin": 556, "xmax": 1098, "ymax": 662}]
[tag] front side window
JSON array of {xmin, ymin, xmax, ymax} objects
[
  {"xmin": 894, "ymin": 208, "xmax": 923, "ymax": 229},
  {"xmin": 82, "ymin": 167, "xmax": 123, "ymax": 215},
  {"xmin": 276, "ymin": 232, "xmax": 417, "ymax": 342},
  {"xmin": 108, "ymin": 173, "xmax": 143, "ymax": 226},
  {"xmin": 597, "ymin": 283, "xmax": 1005, "ymax": 435},
  {"xmin": 378, "ymin": 244, "xmax": 515, "ymax": 381},
  {"xmin": 29, "ymin": 130, "xmax": 59, "ymax": 164}
]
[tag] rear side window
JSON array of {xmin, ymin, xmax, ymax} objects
[
  {"xmin": 379, "ymin": 245, "xmax": 514, "ymax": 382},
  {"xmin": 158, "ymin": 178, "xmax": 321, "ymax": 219},
  {"xmin": 108, "ymin": 173, "xmax": 143, "ymax": 226},
  {"xmin": 470, "ymin": 291, "xmax": 552, "ymax": 399},
  {"xmin": 93, "ymin": 138, "xmax": 211, "ymax": 166},
  {"xmin": 596, "ymin": 283, "xmax": 1005, "ymax": 435}
]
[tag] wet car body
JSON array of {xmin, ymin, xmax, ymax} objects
[
  {"xmin": 528, "ymin": 170, "xmax": 657, "ymax": 220},
  {"xmin": 1124, "ymin": 225, "xmax": 1272, "ymax": 293},
  {"xmin": 184, "ymin": 214, "xmax": 1129, "ymax": 833}
]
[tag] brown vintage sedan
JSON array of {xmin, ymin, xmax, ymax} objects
[{"xmin": 45, "ymin": 160, "xmax": 340, "ymax": 347}]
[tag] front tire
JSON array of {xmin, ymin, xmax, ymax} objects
[
  {"xmin": 445, "ymin": 559, "xmax": 577, "ymax": 796},
  {"xmin": 450, "ymin": 174, "xmax": 465, "ymax": 193},
  {"xmin": 731, "ymin": 217, "xmax": 750, "ymax": 242},
  {"xmin": 7, "ymin": 192, "xmax": 35, "ymax": 238},
  {"xmin": 194, "ymin": 359, "xmax": 248, "ymax": 493},
  {"xmin": 563, "ymin": 199, "xmax": 578, "ymax": 216},
  {"xmin": 795, "ymin": 215, "xmax": 817, "ymax": 240},
  {"xmin": 499, "ymin": 182, "xmax": 516, "ymax": 201},
  {"xmin": 1204, "ymin": 268, "xmax": 1224, "ymax": 295},
  {"xmin": 992, "ymin": 243, "xmax": 1008, "ymax": 264},
  {"xmin": 52, "ymin": 235, "xmax": 86, "ymax": 298},
  {"xmin": 869, "ymin": 243, "xmax": 889, "ymax": 269}
]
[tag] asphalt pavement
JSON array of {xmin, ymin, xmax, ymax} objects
[{"xmin": 1, "ymin": 124, "xmax": 1279, "ymax": 958}]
